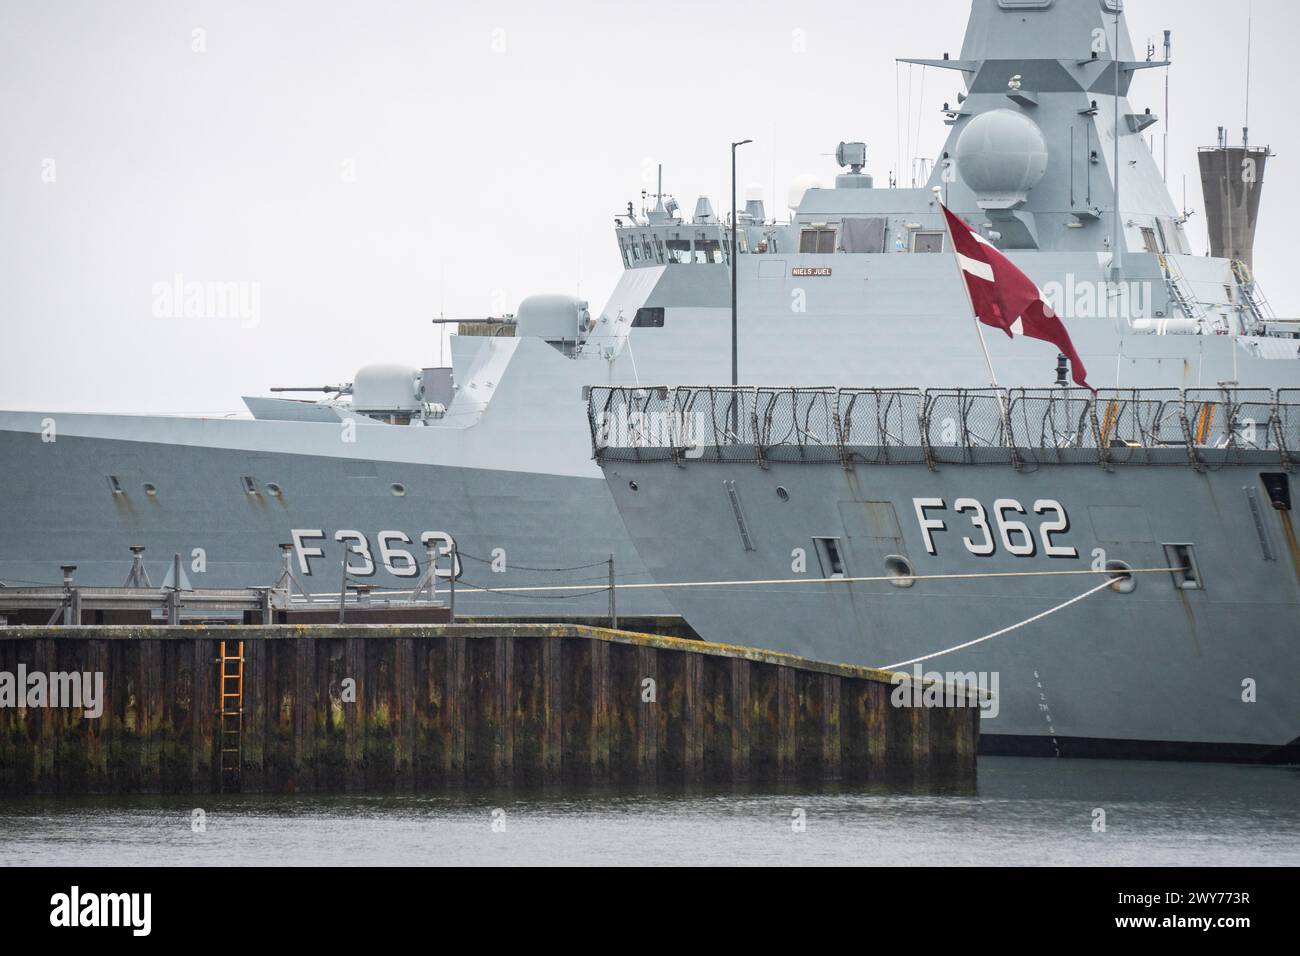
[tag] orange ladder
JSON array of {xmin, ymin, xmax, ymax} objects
[{"xmin": 218, "ymin": 640, "xmax": 244, "ymax": 791}]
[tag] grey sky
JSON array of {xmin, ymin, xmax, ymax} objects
[{"xmin": 0, "ymin": 0, "xmax": 1292, "ymax": 414}]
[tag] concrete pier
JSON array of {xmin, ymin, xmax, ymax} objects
[{"xmin": 0, "ymin": 625, "xmax": 978, "ymax": 794}]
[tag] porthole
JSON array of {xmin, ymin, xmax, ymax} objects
[
  {"xmin": 776, "ymin": 486, "xmax": 790, "ymax": 501},
  {"xmin": 884, "ymin": 554, "xmax": 915, "ymax": 588},
  {"xmin": 143, "ymin": 483, "xmax": 158, "ymax": 497},
  {"xmin": 391, "ymin": 483, "xmax": 407, "ymax": 497},
  {"xmin": 265, "ymin": 482, "xmax": 283, "ymax": 498},
  {"xmin": 628, "ymin": 480, "xmax": 639, "ymax": 492},
  {"xmin": 1105, "ymin": 560, "xmax": 1136, "ymax": 594}
]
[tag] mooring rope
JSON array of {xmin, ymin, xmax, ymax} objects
[
  {"xmin": 876, "ymin": 578, "xmax": 1117, "ymax": 671},
  {"xmin": 299, "ymin": 566, "xmax": 1169, "ymax": 601}
]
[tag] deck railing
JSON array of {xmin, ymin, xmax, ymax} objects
[{"xmin": 588, "ymin": 386, "xmax": 1300, "ymax": 469}]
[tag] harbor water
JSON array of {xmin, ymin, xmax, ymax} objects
[{"xmin": 2, "ymin": 758, "xmax": 1296, "ymax": 867}]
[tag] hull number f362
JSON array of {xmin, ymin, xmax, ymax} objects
[{"xmin": 912, "ymin": 498, "xmax": 1076, "ymax": 559}]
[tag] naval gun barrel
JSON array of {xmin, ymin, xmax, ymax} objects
[{"xmin": 270, "ymin": 384, "xmax": 350, "ymax": 394}]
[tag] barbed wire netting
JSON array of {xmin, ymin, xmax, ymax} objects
[
  {"xmin": 839, "ymin": 389, "xmax": 926, "ymax": 465},
  {"xmin": 1278, "ymin": 389, "xmax": 1300, "ymax": 461},
  {"xmin": 590, "ymin": 386, "xmax": 1299, "ymax": 468}
]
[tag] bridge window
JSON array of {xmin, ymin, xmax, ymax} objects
[
  {"xmin": 633, "ymin": 307, "xmax": 665, "ymax": 328},
  {"xmin": 800, "ymin": 228, "xmax": 837, "ymax": 254},
  {"xmin": 618, "ymin": 238, "xmax": 631, "ymax": 268},
  {"xmin": 912, "ymin": 232, "xmax": 944, "ymax": 253},
  {"xmin": 666, "ymin": 239, "xmax": 692, "ymax": 264},
  {"xmin": 695, "ymin": 239, "xmax": 723, "ymax": 264}
]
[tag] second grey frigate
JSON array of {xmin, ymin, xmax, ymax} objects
[{"xmin": 1, "ymin": 0, "xmax": 1297, "ymax": 644}]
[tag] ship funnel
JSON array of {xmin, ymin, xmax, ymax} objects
[
  {"xmin": 744, "ymin": 184, "xmax": 766, "ymax": 222},
  {"xmin": 1198, "ymin": 143, "xmax": 1270, "ymax": 270},
  {"xmin": 692, "ymin": 197, "xmax": 716, "ymax": 223}
]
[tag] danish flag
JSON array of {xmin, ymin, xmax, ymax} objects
[{"xmin": 941, "ymin": 203, "xmax": 1093, "ymax": 392}]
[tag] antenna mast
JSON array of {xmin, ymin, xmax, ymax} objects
[
  {"xmin": 1243, "ymin": 0, "xmax": 1253, "ymax": 147},
  {"xmin": 1163, "ymin": 30, "xmax": 1171, "ymax": 182},
  {"xmin": 1111, "ymin": 0, "xmax": 1123, "ymax": 279}
]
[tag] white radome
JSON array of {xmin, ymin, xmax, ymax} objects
[
  {"xmin": 787, "ymin": 173, "xmax": 822, "ymax": 211},
  {"xmin": 955, "ymin": 108, "xmax": 1049, "ymax": 199}
]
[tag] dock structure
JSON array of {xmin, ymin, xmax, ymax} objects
[{"xmin": 0, "ymin": 624, "xmax": 978, "ymax": 794}]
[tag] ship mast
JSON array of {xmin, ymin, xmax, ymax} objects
[{"xmin": 1111, "ymin": 0, "xmax": 1123, "ymax": 280}]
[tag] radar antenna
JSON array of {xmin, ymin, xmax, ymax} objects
[{"xmin": 1111, "ymin": 0, "xmax": 1123, "ymax": 280}]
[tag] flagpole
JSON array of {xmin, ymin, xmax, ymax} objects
[{"xmin": 934, "ymin": 188, "xmax": 999, "ymax": 388}]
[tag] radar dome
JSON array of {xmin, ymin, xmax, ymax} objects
[
  {"xmin": 955, "ymin": 109, "xmax": 1048, "ymax": 205},
  {"xmin": 787, "ymin": 173, "xmax": 822, "ymax": 211}
]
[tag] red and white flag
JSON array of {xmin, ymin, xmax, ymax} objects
[{"xmin": 940, "ymin": 203, "xmax": 1093, "ymax": 392}]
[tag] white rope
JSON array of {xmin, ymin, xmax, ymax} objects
[
  {"xmin": 877, "ymin": 578, "xmax": 1116, "ymax": 671},
  {"xmin": 298, "ymin": 567, "xmax": 1167, "ymax": 600}
]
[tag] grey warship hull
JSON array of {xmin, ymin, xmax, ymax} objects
[
  {"xmin": 2, "ymin": 303, "xmax": 1297, "ymax": 614},
  {"xmin": 0, "ymin": 403, "xmax": 653, "ymax": 617},
  {"xmin": 592, "ymin": 385, "xmax": 1300, "ymax": 759},
  {"xmin": 592, "ymin": 386, "xmax": 1300, "ymax": 761}
]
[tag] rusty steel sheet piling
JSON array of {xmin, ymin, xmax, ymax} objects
[{"xmin": 0, "ymin": 624, "xmax": 979, "ymax": 794}]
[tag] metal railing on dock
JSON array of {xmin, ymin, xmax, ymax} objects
[
  {"xmin": 0, "ymin": 545, "xmax": 637, "ymax": 631},
  {"xmin": 0, "ymin": 542, "xmax": 452, "ymax": 627}
]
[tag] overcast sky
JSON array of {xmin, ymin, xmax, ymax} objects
[{"xmin": 1, "ymin": 0, "xmax": 1293, "ymax": 415}]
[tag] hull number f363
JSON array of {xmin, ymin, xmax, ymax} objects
[{"xmin": 291, "ymin": 529, "xmax": 461, "ymax": 577}]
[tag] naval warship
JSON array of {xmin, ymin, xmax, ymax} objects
[
  {"xmin": 591, "ymin": 383, "xmax": 1300, "ymax": 762},
  {"xmin": 584, "ymin": 1, "xmax": 1300, "ymax": 762},
  {"xmin": 1, "ymin": 0, "xmax": 1297, "ymax": 637}
]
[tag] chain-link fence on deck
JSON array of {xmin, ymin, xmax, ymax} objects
[{"xmin": 589, "ymin": 386, "xmax": 1298, "ymax": 469}]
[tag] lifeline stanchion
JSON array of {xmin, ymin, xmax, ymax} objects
[
  {"xmin": 608, "ymin": 553, "xmax": 617, "ymax": 630},
  {"xmin": 338, "ymin": 557, "xmax": 348, "ymax": 624},
  {"xmin": 448, "ymin": 543, "xmax": 456, "ymax": 624}
]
